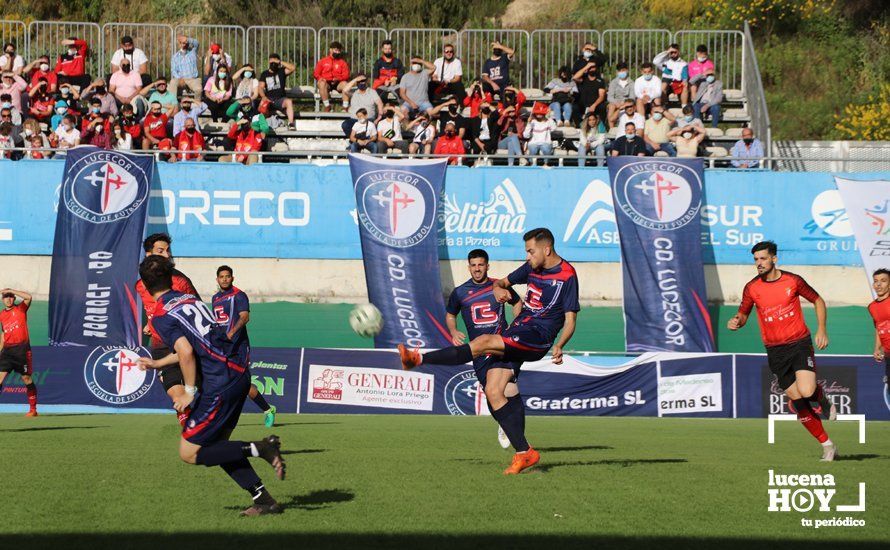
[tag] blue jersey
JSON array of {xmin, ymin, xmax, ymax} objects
[
  {"xmin": 212, "ymin": 286, "xmax": 250, "ymax": 347},
  {"xmin": 507, "ymin": 260, "xmax": 580, "ymax": 340},
  {"xmin": 151, "ymin": 290, "xmax": 249, "ymax": 392},
  {"xmin": 446, "ymin": 277, "xmax": 520, "ymax": 341}
]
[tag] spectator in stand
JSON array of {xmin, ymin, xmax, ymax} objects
[
  {"xmin": 497, "ymin": 94, "xmax": 524, "ymax": 166},
  {"xmin": 463, "ymin": 80, "xmax": 493, "ymax": 118},
  {"xmin": 430, "ymin": 44, "xmax": 465, "ymax": 104},
  {"xmin": 341, "ymin": 73, "xmax": 383, "ymax": 137},
  {"xmin": 27, "ymin": 79, "xmax": 54, "ymax": 122},
  {"xmin": 377, "ymin": 106, "xmax": 407, "ymax": 154},
  {"xmin": 141, "ymin": 101, "xmax": 169, "ymax": 149},
  {"xmin": 1, "ymin": 43, "xmax": 24, "ymax": 75},
  {"xmin": 50, "ymin": 100, "xmax": 69, "ymax": 130},
  {"xmin": 0, "ymin": 122, "xmax": 18, "ymax": 158},
  {"xmin": 171, "ymin": 35, "xmax": 202, "ymax": 99},
  {"xmin": 407, "ymin": 113, "xmax": 436, "ymax": 155},
  {"xmin": 26, "ymin": 134, "xmax": 50, "ymax": 159},
  {"xmin": 730, "ymin": 127, "xmax": 764, "ymax": 168},
  {"xmin": 481, "ymin": 41, "xmax": 514, "ymax": 101},
  {"xmin": 348, "ymin": 107, "xmax": 378, "ymax": 154},
  {"xmin": 692, "ymin": 69, "xmax": 722, "ymax": 128},
  {"xmin": 1, "ymin": 93, "xmax": 23, "ymax": 126},
  {"xmin": 578, "ymin": 112, "xmax": 607, "ymax": 167},
  {"xmin": 110, "ymin": 36, "xmax": 150, "ymax": 87},
  {"xmin": 81, "ymin": 111, "xmax": 112, "ymax": 148},
  {"xmin": 431, "ymin": 98, "xmax": 467, "ymax": 140},
  {"xmin": 119, "ymin": 104, "xmax": 142, "ymax": 144},
  {"xmin": 55, "ymin": 83, "xmax": 82, "ymax": 118},
  {"xmin": 572, "ymin": 42, "xmax": 607, "ymax": 76},
  {"xmin": 173, "ymin": 117, "xmax": 205, "ymax": 162},
  {"xmin": 607, "ymin": 61, "xmax": 635, "ymax": 128},
  {"xmin": 668, "ymin": 124, "xmax": 706, "ymax": 157},
  {"xmin": 226, "ymin": 95, "xmax": 264, "ymax": 125},
  {"xmin": 203, "ymin": 64, "xmax": 234, "ymax": 122},
  {"xmin": 644, "ymin": 106, "xmax": 677, "ymax": 156},
  {"xmin": 687, "ymin": 45, "xmax": 715, "ymax": 100},
  {"xmin": 0, "ymin": 72, "xmax": 28, "ymax": 112},
  {"xmin": 399, "ymin": 58, "xmax": 434, "ymax": 118},
  {"xmin": 467, "ymin": 100, "xmax": 501, "ymax": 160},
  {"xmin": 617, "ymin": 101, "xmax": 645, "ymax": 137},
  {"xmin": 233, "ymin": 65, "xmax": 259, "ymax": 103},
  {"xmin": 610, "ymin": 122, "xmax": 647, "ymax": 157},
  {"xmin": 653, "ymin": 43, "xmax": 689, "ymax": 106},
  {"xmin": 203, "ymin": 43, "xmax": 232, "ymax": 81},
  {"xmin": 574, "ymin": 59, "xmax": 606, "ymax": 125},
  {"xmin": 225, "ymin": 114, "xmax": 267, "ymax": 165},
  {"xmin": 55, "ymin": 37, "xmax": 90, "ymax": 89},
  {"xmin": 81, "ymin": 97, "xmax": 111, "ymax": 134},
  {"xmin": 434, "ymin": 120, "xmax": 465, "ymax": 164},
  {"xmin": 136, "ymin": 77, "xmax": 177, "ymax": 118},
  {"xmin": 523, "ymin": 102, "xmax": 557, "ymax": 165},
  {"xmin": 0, "ymin": 107, "xmax": 19, "ymax": 137},
  {"xmin": 544, "ymin": 66, "xmax": 578, "ymax": 127},
  {"xmin": 23, "ymin": 56, "xmax": 57, "ymax": 93},
  {"xmin": 633, "ymin": 62, "xmax": 661, "ymax": 116},
  {"xmin": 81, "ymin": 79, "xmax": 118, "ymax": 116},
  {"xmin": 173, "ymin": 93, "xmax": 208, "ymax": 137},
  {"xmin": 260, "ymin": 54, "xmax": 296, "ymax": 129},
  {"xmin": 372, "ymin": 40, "xmax": 404, "ymax": 103},
  {"xmin": 53, "ymin": 115, "xmax": 80, "ymax": 150},
  {"xmin": 109, "ymin": 59, "xmax": 143, "ymax": 108},
  {"xmin": 111, "ymin": 120, "xmax": 132, "ymax": 150},
  {"xmin": 314, "ymin": 42, "xmax": 350, "ymax": 113},
  {"xmin": 675, "ymin": 104, "xmax": 704, "ymax": 130}
]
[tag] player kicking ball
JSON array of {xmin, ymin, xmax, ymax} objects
[
  {"xmin": 213, "ymin": 265, "xmax": 277, "ymax": 428},
  {"xmin": 867, "ymin": 268, "xmax": 890, "ymax": 384},
  {"xmin": 728, "ymin": 241, "xmax": 838, "ymax": 461},
  {"xmin": 445, "ymin": 249, "xmax": 522, "ymax": 449},
  {"xmin": 400, "ymin": 228, "xmax": 579, "ymax": 474},
  {"xmin": 136, "ymin": 256, "xmax": 286, "ymax": 516}
]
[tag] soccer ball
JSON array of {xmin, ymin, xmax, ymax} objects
[{"xmin": 349, "ymin": 303, "xmax": 384, "ymax": 338}]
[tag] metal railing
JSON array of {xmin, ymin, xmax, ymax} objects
[
  {"xmin": 246, "ymin": 26, "xmax": 317, "ymax": 88},
  {"xmin": 318, "ymin": 27, "xmax": 387, "ymax": 82},
  {"xmin": 460, "ymin": 29, "xmax": 531, "ymax": 88},
  {"xmin": 529, "ymin": 29, "xmax": 600, "ymax": 88},
  {"xmin": 601, "ymin": 29, "xmax": 671, "ymax": 75},
  {"xmin": 101, "ymin": 23, "xmax": 174, "ymax": 80},
  {"xmin": 28, "ymin": 21, "xmax": 102, "ymax": 79},
  {"xmin": 389, "ymin": 28, "xmax": 460, "ymax": 67},
  {"xmin": 742, "ymin": 21, "xmax": 771, "ymax": 162},
  {"xmin": 674, "ymin": 30, "xmax": 744, "ymax": 91},
  {"xmin": 0, "ymin": 20, "xmax": 27, "ymax": 57},
  {"xmin": 174, "ymin": 24, "xmax": 246, "ymax": 70}
]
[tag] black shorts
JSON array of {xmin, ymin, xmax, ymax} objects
[
  {"xmin": 472, "ymin": 355, "xmax": 520, "ymax": 388},
  {"xmin": 0, "ymin": 345, "xmax": 32, "ymax": 375},
  {"xmin": 501, "ymin": 323, "xmax": 553, "ymax": 363},
  {"xmin": 153, "ymin": 346, "xmax": 184, "ymax": 392},
  {"xmin": 766, "ymin": 337, "xmax": 816, "ymax": 391}
]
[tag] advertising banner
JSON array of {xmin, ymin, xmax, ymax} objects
[
  {"xmin": 348, "ymin": 153, "xmax": 452, "ymax": 349},
  {"xmin": 834, "ymin": 177, "xmax": 890, "ymax": 290},
  {"xmin": 48, "ymin": 147, "xmax": 154, "ymax": 347},
  {"xmin": 608, "ymin": 157, "xmax": 714, "ymax": 353}
]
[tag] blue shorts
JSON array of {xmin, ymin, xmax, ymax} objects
[
  {"xmin": 182, "ymin": 374, "xmax": 250, "ymax": 446},
  {"xmin": 473, "ymin": 355, "xmax": 520, "ymax": 388},
  {"xmin": 500, "ymin": 322, "xmax": 553, "ymax": 363}
]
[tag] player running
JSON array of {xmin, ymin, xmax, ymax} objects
[
  {"xmin": 136, "ymin": 233, "xmax": 202, "ymax": 426},
  {"xmin": 446, "ymin": 249, "xmax": 522, "ymax": 449},
  {"xmin": 728, "ymin": 241, "xmax": 838, "ymax": 461},
  {"xmin": 0, "ymin": 289, "xmax": 38, "ymax": 416},
  {"xmin": 213, "ymin": 265, "xmax": 277, "ymax": 428},
  {"xmin": 400, "ymin": 228, "xmax": 579, "ymax": 474},
  {"xmin": 136, "ymin": 256, "xmax": 285, "ymax": 516},
  {"xmin": 867, "ymin": 268, "xmax": 890, "ymax": 384}
]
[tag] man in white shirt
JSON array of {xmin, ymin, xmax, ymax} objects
[
  {"xmin": 617, "ymin": 102, "xmax": 645, "ymax": 137},
  {"xmin": 430, "ymin": 44, "xmax": 466, "ymax": 104},
  {"xmin": 110, "ymin": 36, "xmax": 151, "ymax": 86},
  {"xmin": 633, "ymin": 62, "xmax": 662, "ymax": 116},
  {"xmin": 653, "ymin": 43, "xmax": 689, "ymax": 106},
  {"xmin": 0, "ymin": 43, "xmax": 25, "ymax": 75},
  {"xmin": 376, "ymin": 106, "xmax": 407, "ymax": 154}
]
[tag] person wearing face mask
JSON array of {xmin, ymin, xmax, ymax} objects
[
  {"xmin": 544, "ymin": 66, "xmax": 578, "ymax": 127},
  {"xmin": 203, "ymin": 43, "xmax": 232, "ymax": 81},
  {"xmin": 0, "ymin": 43, "xmax": 24, "ymax": 76},
  {"xmin": 173, "ymin": 94, "xmax": 208, "ymax": 137},
  {"xmin": 54, "ymin": 83, "xmax": 81, "ymax": 116},
  {"xmin": 607, "ymin": 61, "xmax": 635, "ymax": 128},
  {"xmin": 572, "ymin": 43, "xmax": 607, "ymax": 76},
  {"xmin": 225, "ymin": 96, "xmax": 269, "ymax": 135},
  {"xmin": 137, "ymin": 78, "xmax": 177, "ymax": 119},
  {"xmin": 82, "ymin": 111, "xmax": 112, "ymax": 149},
  {"xmin": 430, "ymin": 44, "xmax": 466, "ymax": 105},
  {"xmin": 467, "ymin": 102, "xmax": 501, "ymax": 162},
  {"xmin": 341, "ymin": 73, "xmax": 383, "ymax": 137},
  {"xmin": 109, "ymin": 60, "xmax": 144, "ymax": 107},
  {"xmin": 23, "ymin": 56, "xmax": 58, "ymax": 94},
  {"xmin": 141, "ymin": 100, "xmax": 170, "ymax": 150},
  {"xmin": 53, "ymin": 115, "xmax": 80, "ymax": 150},
  {"xmin": 617, "ymin": 101, "xmax": 645, "ymax": 137},
  {"xmin": 462, "ymin": 80, "xmax": 494, "ymax": 118},
  {"xmin": 224, "ymin": 111, "xmax": 267, "ymax": 165},
  {"xmin": 675, "ymin": 104, "xmax": 704, "ymax": 131},
  {"xmin": 81, "ymin": 78, "xmax": 119, "ymax": 116},
  {"xmin": 348, "ymin": 107, "xmax": 379, "ymax": 154},
  {"xmin": 372, "ymin": 40, "xmax": 404, "ymax": 103},
  {"xmin": 433, "ymin": 120, "xmax": 466, "ymax": 165},
  {"xmin": 692, "ymin": 70, "xmax": 723, "ymax": 128},
  {"xmin": 687, "ymin": 44, "xmax": 715, "ymax": 99},
  {"xmin": 522, "ymin": 102, "xmax": 557, "ymax": 165},
  {"xmin": 481, "ymin": 41, "xmax": 514, "ymax": 100},
  {"xmin": 170, "ymin": 35, "xmax": 202, "ymax": 98},
  {"xmin": 55, "ymin": 37, "xmax": 90, "ymax": 89},
  {"xmin": 203, "ymin": 64, "xmax": 234, "ymax": 122},
  {"xmin": 111, "ymin": 36, "xmax": 150, "ymax": 87},
  {"xmin": 119, "ymin": 103, "xmax": 144, "ymax": 143},
  {"xmin": 377, "ymin": 106, "xmax": 408, "ymax": 154},
  {"xmin": 49, "ymin": 99, "xmax": 70, "ymax": 130},
  {"xmin": 173, "ymin": 118, "xmax": 206, "ymax": 161},
  {"xmin": 730, "ymin": 127, "xmax": 764, "ymax": 168},
  {"xmin": 0, "ymin": 72, "xmax": 28, "ymax": 112},
  {"xmin": 431, "ymin": 98, "xmax": 467, "ymax": 140},
  {"xmin": 399, "ymin": 56, "xmax": 434, "ymax": 119},
  {"xmin": 314, "ymin": 42, "xmax": 351, "ymax": 113},
  {"xmin": 633, "ymin": 62, "xmax": 662, "ymax": 116},
  {"xmin": 27, "ymin": 79, "xmax": 55, "ymax": 122},
  {"xmin": 667, "ymin": 124, "xmax": 706, "ymax": 157},
  {"xmin": 653, "ymin": 43, "xmax": 689, "ymax": 106},
  {"xmin": 609, "ymin": 122, "xmax": 647, "ymax": 157},
  {"xmin": 0, "ymin": 93, "xmax": 23, "ymax": 126},
  {"xmin": 643, "ymin": 107, "xmax": 677, "ymax": 156},
  {"xmin": 573, "ymin": 60, "xmax": 606, "ymax": 126},
  {"xmin": 260, "ymin": 54, "xmax": 296, "ymax": 129},
  {"xmin": 233, "ymin": 65, "xmax": 260, "ymax": 102},
  {"xmin": 111, "ymin": 121, "xmax": 133, "ymax": 151},
  {"xmin": 408, "ymin": 114, "xmax": 436, "ymax": 155}
]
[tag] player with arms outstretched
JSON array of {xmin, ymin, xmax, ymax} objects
[
  {"xmin": 867, "ymin": 268, "xmax": 890, "ymax": 383},
  {"xmin": 213, "ymin": 265, "xmax": 277, "ymax": 428},
  {"xmin": 137, "ymin": 256, "xmax": 285, "ymax": 516},
  {"xmin": 400, "ymin": 228, "xmax": 579, "ymax": 474},
  {"xmin": 728, "ymin": 241, "xmax": 837, "ymax": 461},
  {"xmin": 0, "ymin": 289, "xmax": 38, "ymax": 416},
  {"xmin": 446, "ymin": 249, "xmax": 521, "ymax": 449}
]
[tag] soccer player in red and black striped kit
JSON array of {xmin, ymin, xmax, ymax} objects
[
  {"xmin": 867, "ymin": 268, "xmax": 890, "ymax": 383},
  {"xmin": 0, "ymin": 289, "xmax": 37, "ymax": 416},
  {"xmin": 728, "ymin": 241, "xmax": 838, "ymax": 461}
]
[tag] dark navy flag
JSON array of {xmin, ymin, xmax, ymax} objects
[
  {"xmin": 349, "ymin": 153, "xmax": 452, "ymax": 349},
  {"xmin": 608, "ymin": 157, "xmax": 714, "ymax": 352},
  {"xmin": 49, "ymin": 146, "xmax": 154, "ymax": 347}
]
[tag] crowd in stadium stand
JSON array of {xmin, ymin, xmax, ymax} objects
[{"xmin": 0, "ymin": 33, "xmax": 763, "ymax": 167}]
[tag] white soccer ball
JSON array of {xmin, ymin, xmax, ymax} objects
[{"xmin": 349, "ymin": 303, "xmax": 384, "ymax": 338}]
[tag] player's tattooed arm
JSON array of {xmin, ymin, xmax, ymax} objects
[{"xmin": 551, "ymin": 311, "xmax": 577, "ymax": 365}]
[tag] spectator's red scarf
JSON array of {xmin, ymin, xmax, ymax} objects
[{"xmin": 174, "ymin": 130, "xmax": 206, "ymax": 161}]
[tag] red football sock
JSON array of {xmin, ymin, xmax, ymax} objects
[
  {"xmin": 794, "ymin": 399, "xmax": 828, "ymax": 443},
  {"xmin": 26, "ymin": 383, "xmax": 37, "ymax": 411}
]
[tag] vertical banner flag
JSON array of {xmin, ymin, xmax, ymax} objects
[
  {"xmin": 608, "ymin": 157, "xmax": 714, "ymax": 352},
  {"xmin": 349, "ymin": 153, "xmax": 452, "ymax": 349},
  {"xmin": 49, "ymin": 146, "xmax": 154, "ymax": 347},
  {"xmin": 834, "ymin": 177, "xmax": 890, "ymax": 292}
]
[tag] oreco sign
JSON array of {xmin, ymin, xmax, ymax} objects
[{"xmin": 148, "ymin": 189, "xmax": 310, "ymax": 227}]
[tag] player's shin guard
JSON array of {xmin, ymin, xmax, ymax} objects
[
  {"xmin": 196, "ymin": 441, "xmax": 253, "ymax": 466},
  {"xmin": 792, "ymin": 398, "xmax": 829, "ymax": 443},
  {"xmin": 251, "ymin": 392, "xmax": 271, "ymax": 413},
  {"xmin": 491, "ymin": 397, "xmax": 530, "ymax": 452},
  {"xmin": 25, "ymin": 383, "xmax": 37, "ymax": 411},
  {"xmin": 220, "ymin": 459, "xmax": 275, "ymax": 504},
  {"xmin": 422, "ymin": 344, "xmax": 473, "ymax": 365}
]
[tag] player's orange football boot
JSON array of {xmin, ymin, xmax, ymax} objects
[
  {"xmin": 503, "ymin": 447, "xmax": 540, "ymax": 475},
  {"xmin": 398, "ymin": 344, "xmax": 421, "ymax": 370},
  {"xmin": 25, "ymin": 410, "xmax": 38, "ymax": 417}
]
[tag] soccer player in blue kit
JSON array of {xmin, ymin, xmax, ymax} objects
[
  {"xmin": 401, "ymin": 228, "xmax": 580, "ymax": 474},
  {"xmin": 446, "ymin": 249, "xmax": 521, "ymax": 449},
  {"xmin": 136, "ymin": 256, "xmax": 286, "ymax": 516},
  {"xmin": 213, "ymin": 265, "xmax": 277, "ymax": 428}
]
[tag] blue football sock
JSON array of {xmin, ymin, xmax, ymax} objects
[
  {"xmin": 423, "ymin": 344, "xmax": 472, "ymax": 365},
  {"xmin": 252, "ymin": 392, "xmax": 271, "ymax": 412},
  {"xmin": 195, "ymin": 440, "xmax": 252, "ymax": 467},
  {"xmin": 491, "ymin": 397, "xmax": 530, "ymax": 452},
  {"xmin": 220, "ymin": 458, "xmax": 273, "ymax": 504}
]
